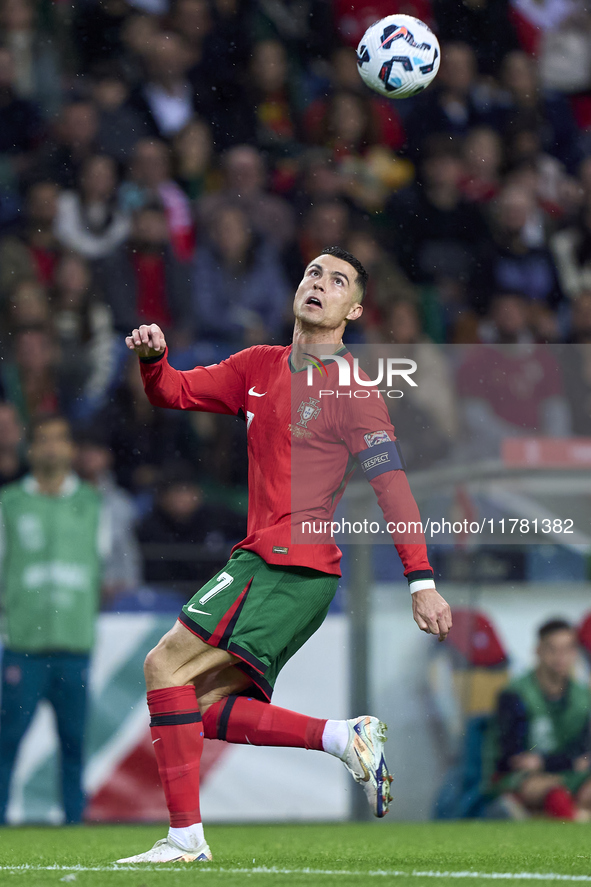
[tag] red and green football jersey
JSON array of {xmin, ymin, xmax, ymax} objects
[{"xmin": 140, "ymin": 344, "xmax": 433, "ymax": 579}]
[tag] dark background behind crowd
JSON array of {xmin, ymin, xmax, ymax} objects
[{"xmin": 2, "ymin": 0, "xmax": 591, "ymax": 599}]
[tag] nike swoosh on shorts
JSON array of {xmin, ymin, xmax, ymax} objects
[{"xmin": 187, "ymin": 604, "xmax": 212, "ymax": 616}]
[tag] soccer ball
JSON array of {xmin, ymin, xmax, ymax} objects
[{"xmin": 356, "ymin": 15, "xmax": 441, "ymax": 99}]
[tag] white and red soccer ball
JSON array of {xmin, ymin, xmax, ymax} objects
[{"xmin": 357, "ymin": 14, "xmax": 441, "ymax": 99}]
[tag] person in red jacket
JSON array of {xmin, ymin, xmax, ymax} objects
[{"xmin": 119, "ymin": 245, "xmax": 452, "ymax": 864}]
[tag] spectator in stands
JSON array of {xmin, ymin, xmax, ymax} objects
[
  {"xmin": 94, "ymin": 204, "xmax": 192, "ymax": 338},
  {"xmin": 533, "ymin": 306, "xmax": 563, "ymax": 343},
  {"xmin": 314, "ymin": 89, "xmax": 411, "ymax": 212},
  {"xmin": 486, "ymin": 619, "xmax": 591, "ymax": 820},
  {"xmin": 291, "ymin": 149, "xmax": 346, "ymax": 218},
  {"xmin": 0, "ymin": 0, "xmax": 63, "ymax": 118},
  {"xmin": 172, "ymin": 118, "xmax": 215, "ymax": 201},
  {"xmin": 192, "ymin": 203, "xmax": 290, "ymax": 353},
  {"xmin": 179, "ymin": 0, "xmax": 254, "ymax": 148},
  {"xmin": 50, "ymin": 253, "xmax": 117, "ymax": 420},
  {"xmin": 75, "ymin": 429, "xmax": 141, "ymax": 595},
  {"xmin": 4, "ymin": 291, "xmax": 108, "ymax": 424},
  {"xmin": 0, "ymin": 180, "xmax": 61, "ymax": 301},
  {"xmin": 504, "ymin": 123, "xmax": 579, "ymax": 219},
  {"xmin": 303, "ymin": 46, "xmax": 405, "ymax": 153},
  {"xmin": 118, "ymin": 14, "xmax": 161, "ymax": 90},
  {"xmin": 34, "ymin": 99, "xmax": 99, "ymax": 190},
  {"xmin": 537, "ymin": 0, "xmax": 591, "ymax": 95},
  {"xmin": 4, "ymin": 280, "xmax": 50, "ymax": 339},
  {"xmin": 138, "ymin": 462, "xmax": 245, "ymax": 588},
  {"xmin": 457, "ymin": 308, "xmax": 571, "ymax": 457},
  {"xmin": 0, "ymin": 44, "xmax": 42, "ymax": 184},
  {"xmin": 254, "ymin": 0, "xmax": 336, "ymax": 65},
  {"xmin": 287, "ymin": 199, "xmax": 351, "ymax": 282},
  {"xmin": 475, "ymin": 183, "xmax": 562, "ymax": 313},
  {"xmin": 386, "ymin": 135, "xmax": 488, "ymax": 327},
  {"xmin": 380, "ymin": 300, "xmax": 459, "ymax": 468},
  {"xmin": 248, "ymin": 39, "xmax": 301, "ymax": 160},
  {"xmin": 170, "ymin": 0, "xmax": 213, "ymax": 75},
  {"xmin": 551, "ymin": 199, "xmax": 591, "ymax": 301},
  {"xmin": 432, "ymin": 0, "xmax": 519, "ymax": 74},
  {"xmin": 120, "ymin": 138, "xmax": 194, "ymax": 262},
  {"xmin": 404, "ymin": 43, "xmax": 487, "ymax": 155},
  {"xmin": 460, "ymin": 126, "xmax": 504, "ymax": 205},
  {"xmin": 197, "ymin": 144, "xmax": 295, "ymax": 249},
  {"xmin": 0, "ymin": 414, "xmax": 110, "ymax": 823},
  {"xmin": 95, "ymin": 357, "xmax": 197, "ymax": 494},
  {"xmin": 129, "ymin": 31, "xmax": 198, "ymax": 141},
  {"xmin": 497, "ymin": 51, "xmax": 582, "ymax": 174},
  {"xmin": 55, "ymin": 154, "xmax": 131, "ymax": 260},
  {"xmin": 91, "ymin": 67, "xmax": 152, "ymax": 164},
  {"xmin": 0, "ymin": 327, "xmax": 62, "ymax": 426},
  {"xmin": 345, "ymin": 227, "xmax": 418, "ymax": 337},
  {"xmin": 508, "ymin": 0, "xmax": 590, "ymax": 80},
  {"xmin": 478, "ymin": 292, "xmax": 535, "ymax": 344},
  {"xmin": 0, "ymin": 401, "xmax": 25, "ymax": 487}
]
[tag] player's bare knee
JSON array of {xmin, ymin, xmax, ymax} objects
[
  {"xmin": 144, "ymin": 645, "xmax": 165, "ymax": 688},
  {"xmin": 143, "ymin": 640, "xmax": 180, "ymax": 689}
]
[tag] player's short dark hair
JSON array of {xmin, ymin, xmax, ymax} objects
[
  {"xmin": 319, "ymin": 245, "xmax": 368, "ymax": 302},
  {"xmin": 538, "ymin": 619, "xmax": 574, "ymax": 641}
]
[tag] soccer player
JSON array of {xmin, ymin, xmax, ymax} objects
[
  {"xmin": 119, "ymin": 246, "xmax": 452, "ymax": 863},
  {"xmin": 486, "ymin": 619, "xmax": 591, "ymax": 820}
]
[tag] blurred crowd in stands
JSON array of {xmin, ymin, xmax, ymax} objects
[{"xmin": 2, "ymin": 0, "xmax": 591, "ymax": 595}]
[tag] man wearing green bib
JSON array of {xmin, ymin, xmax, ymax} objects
[
  {"xmin": 0, "ymin": 414, "xmax": 109, "ymax": 824},
  {"xmin": 487, "ymin": 619, "xmax": 591, "ymax": 820}
]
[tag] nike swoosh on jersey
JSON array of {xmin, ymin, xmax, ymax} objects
[
  {"xmin": 248, "ymin": 387, "xmax": 267, "ymax": 397},
  {"xmin": 187, "ymin": 604, "xmax": 212, "ymax": 616}
]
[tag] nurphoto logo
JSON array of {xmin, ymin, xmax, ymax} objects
[{"xmin": 305, "ymin": 353, "xmax": 418, "ymax": 398}]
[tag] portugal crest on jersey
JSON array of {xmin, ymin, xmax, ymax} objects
[{"xmin": 297, "ymin": 397, "xmax": 321, "ymax": 428}]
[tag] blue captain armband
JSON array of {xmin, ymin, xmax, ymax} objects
[{"xmin": 358, "ymin": 440, "xmax": 406, "ymax": 480}]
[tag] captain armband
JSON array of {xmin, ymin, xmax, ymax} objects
[{"xmin": 358, "ymin": 440, "xmax": 406, "ymax": 481}]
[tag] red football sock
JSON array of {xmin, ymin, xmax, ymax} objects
[
  {"xmin": 148, "ymin": 686, "xmax": 203, "ymax": 827},
  {"xmin": 543, "ymin": 786, "xmax": 576, "ymax": 820},
  {"xmin": 202, "ymin": 695, "xmax": 326, "ymax": 750}
]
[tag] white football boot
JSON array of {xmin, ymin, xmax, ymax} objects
[
  {"xmin": 340, "ymin": 716, "xmax": 393, "ymax": 817},
  {"xmin": 116, "ymin": 836, "xmax": 212, "ymax": 864}
]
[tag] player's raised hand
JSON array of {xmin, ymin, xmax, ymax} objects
[
  {"xmin": 125, "ymin": 324, "xmax": 167, "ymax": 359},
  {"xmin": 411, "ymin": 588, "xmax": 452, "ymax": 642}
]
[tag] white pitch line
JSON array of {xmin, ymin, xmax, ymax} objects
[{"xmin": 1, "ymin": 866, "xmax": 591, "ymax": 881}]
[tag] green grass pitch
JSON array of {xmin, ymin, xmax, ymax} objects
[{"xmin": 1, "ymin": 821, "xmax": 590, "ymax": 886}]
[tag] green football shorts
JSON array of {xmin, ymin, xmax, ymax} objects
[{"xmin": 178, "ymin": 548, "xmax": 339, "ymax": 701}]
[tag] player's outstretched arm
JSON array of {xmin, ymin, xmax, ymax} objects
[
  {"xmin": 127, "ymin": 322, "xmax": 246, "ymax": 415},
  {"xmin": 412, "ymin": 588, "xmax": 452, "ymax": 642},
  {"xmin": 125, "ymin": 323, "xmax": 167, "ymax": 360}
]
